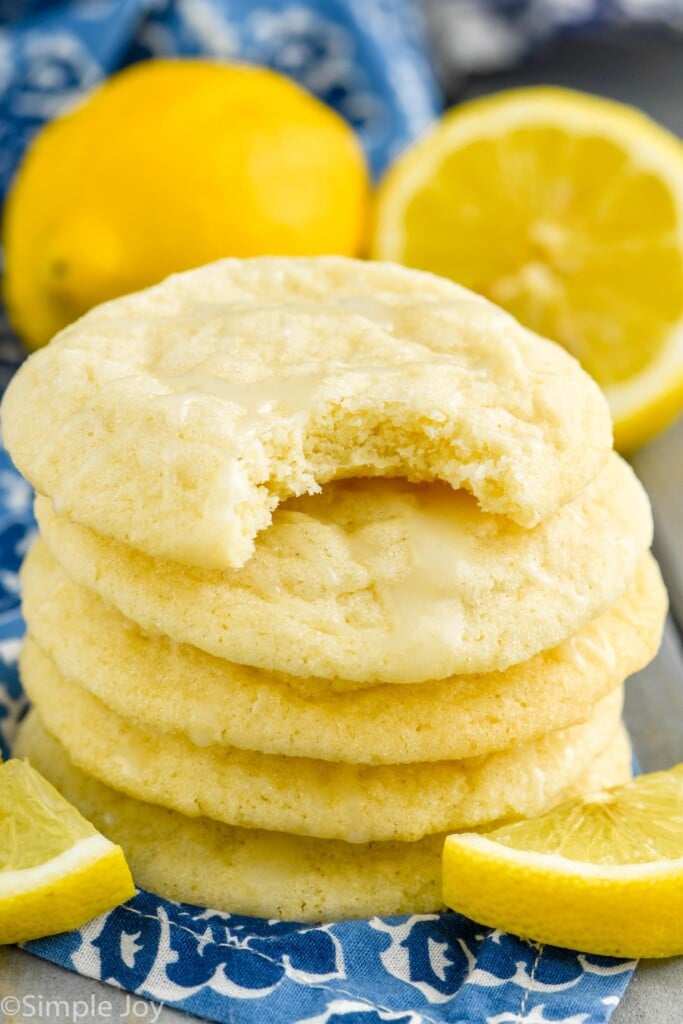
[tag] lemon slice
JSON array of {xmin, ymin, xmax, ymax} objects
[
  {"xmin": 373, "ymin": 87, "xmax": 683, "ymax": 451},
  {"xmin": 0, "ymin": 758, "xmax": 134, "ymax": 944},
  {"xmin": 443, "ymin": 764, "xmax": 683, "ymax": 958}
]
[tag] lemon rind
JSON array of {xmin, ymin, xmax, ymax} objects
[
  {"xmin": 0, "ymin": 839, "xmax": 134, "ymax": 945},
  {"xmin": 443, "ymin": 831, "xmax": 683, "ymax": 958},
  {"xmin": 444, "ymin": 831, "xmax": 683, "ymax": 880},
  {"xmin": 0, "ymin": 833, "xmax": 115, "ymax": 897}
]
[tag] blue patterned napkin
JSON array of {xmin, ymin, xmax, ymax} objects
[{"xmin": 0, "ymin": 327, "xmax": 636, "ymax": 1024}]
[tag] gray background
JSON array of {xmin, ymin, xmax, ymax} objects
[{"xmin": 1, "ymin": 24, "xmax": 683, "ymax": 1024}]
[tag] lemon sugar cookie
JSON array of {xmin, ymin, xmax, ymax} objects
[
  {"xmin": 2, "ymin": 257, "xmax": 613, "ymax": 569},
  {"xmin": 22, "ymin": 542, "xmax": 665, "ymax": 765},
  {"xmin": 34, "ymin": 451, "xmax": 651, "ymax": 683},
  {"xmin": 21, "ymin": 638, "xmax": 625, "ymax": 844}
]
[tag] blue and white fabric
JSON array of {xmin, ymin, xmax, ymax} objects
[{"xmin": 0, "ymin": 325, "xmax": 637, "ymax": 1024}]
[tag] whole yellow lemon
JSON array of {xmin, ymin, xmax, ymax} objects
[{"xmin": 4, "ymin": 59, "xmax": 370, "ymax": 349}]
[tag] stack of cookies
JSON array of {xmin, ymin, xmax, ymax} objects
[{"xmin": 6, "ymin": 258, "xmax": 666, "ymax": 921}]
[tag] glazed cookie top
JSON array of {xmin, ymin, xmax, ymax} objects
[
  {"xmin": 35, "ymin": 453, "xmax": 652, "ymax": 683},
  {"xmin": 3, "ymin": 257, "xmax": 612, "ymax": 569}
]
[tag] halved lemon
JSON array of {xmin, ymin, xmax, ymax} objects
[
  {"xmin": 443, "ymin": 764, "xmax": 683, "ymax": 958},
  {"xmin": 0, "ymin": 758, "xmax": 134, "ymax": 944},
  {"xmin": 373, "ymin": 87, "xmax": 683, "ymax": 451}
]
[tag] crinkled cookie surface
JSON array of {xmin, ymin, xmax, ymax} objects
[
  {"xmin": 21, "ymin": 640, "xmax": 624, "ymax": 844},
  {"xmin": 2, "ymin": 257, "xmax": 613, "ymax": 569},
  {"xmin": 22, "ymin": 542, "xmax": 666, "ymax": 764},
  {"xmin": 35, "ymin": 453, "xmax": 652, "ymax": 683}
]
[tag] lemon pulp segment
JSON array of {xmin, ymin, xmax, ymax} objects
[{"xmin": 374, "ymin": 88, "xmax": 683, "ymax": 450}]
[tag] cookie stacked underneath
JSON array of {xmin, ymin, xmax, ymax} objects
[{"xmin": 6, "ymin": 258, "xmax": 666, "ymax": 921}]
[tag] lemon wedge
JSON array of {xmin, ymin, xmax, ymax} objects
[
  {"xmin": 443, "ymin": 764, "xmax": 683, "ymax": 958},
  {"xmin": 0, "ymin": 758, "xmax": 134, "ymax": 944},
  {"xmin": 373, "ymin": 87, "xmax": 683, "ymax": 451}
]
